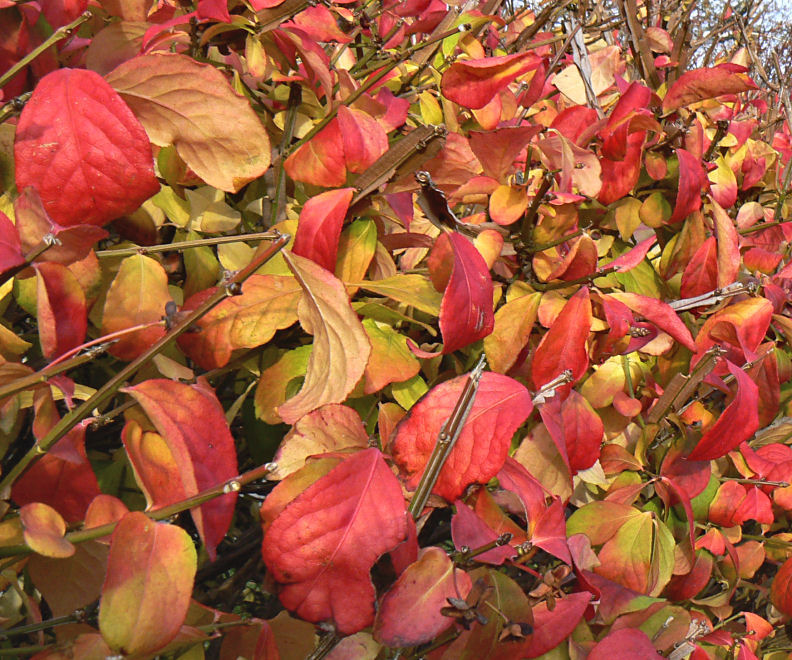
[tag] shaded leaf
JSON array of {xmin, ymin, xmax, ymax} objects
[
  {"xmin": 14, "ymin": 68, "xmax": 158, "ymax": 227},
  {"xmin": 278, "ymin": 252, "xmax": 371, "ymax": 424},
  {"xmin": 262, "ymin": 448, "xmax": 409, "ymax": 635},
  {"xmin": 35, "ymin": 262, "xmax": 87, "ymax": 360},
  {"xmin": 0, "ymin": 210, "xmax": 23, "ymax": 275},
  {"xmin": 123, "ymin": 379, "xmax": 238, "ymax": 560},
  {"xmin": 521, "ymin": 591, "xmax": 591, "ymax": 658},
  {"xmin": 107, "ymin": 53, "xmax": 270, "ymax": 192},
  {"xmin": 712, "ymin": 199, "xmax": 740, "ymax": 289},
  {"xmin": 361, "ymin": 319, "xmax": 421, "ymax": 394},
  {"xmin": 607, "ymin": 291, "xmax": 696, "ymax": 351},
  {"xmin": 391, "ymin": 372, "xmax": 533, "ymax": 501},
  {"xmin": 484, "ymin": 290, "xmax": 540, "ymax": 374},
  {"xmin": 99, "ymin": 512, "xmax": 197, "ymax": 656},
  {"xmin": 688, "ymin": 361, "xmax": 759, "ymax": 460},
  {"xmin": 374, "ymin": 547, "xmax": 472, "ymax": 647},
  {"xmin": 771, "ymin": 556, "xmax": 792, "ymax": 617},
  {"xmin": 668, "ymin": 149, "xmax": 707, "ymax": 224}
]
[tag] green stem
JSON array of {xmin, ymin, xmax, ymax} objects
[
  {"xmin": 0, "ymin": 234, "xmax": 290, "ymax": 493},
  {"xmin": 271, "ymin": 83, "xmax": 301, "ymax": 224},
  {"xmin": 0, "ymin": 11, "xmax": 92, "ymax": 89},
  {"xmin": 94, "ymin": 231, "xmax": 279, "ymax": 259}
]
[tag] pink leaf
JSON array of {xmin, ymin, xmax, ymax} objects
[
  {"xmin": 441, "ymin": 53, "xmax": 541, "ymax": 109},
  {"xmin": 607, "ymin": 291, "xmax": 696, "ymax": 351}
]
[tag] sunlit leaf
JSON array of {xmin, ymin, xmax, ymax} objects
[
  {"xmin": 391, "ymin": 372, "xmax": 533, "ymax": 501},
  {"xmin": 107, "ymin": 53, "xmax": 271, "ymax": 192},
  {"xmin": 278, "ymin": 252, "xmax": 371, "ymax": 424},
  {"xmin": 99, "ymin": 513, "xmax": 197, "ymax": 656},
  {"xmin": 262, "ymin": 448, "xmax": 409, "ymax": 635},
  {"xmin": 15, "ymin": 69, "xmax": 158, "ymax": 227}
]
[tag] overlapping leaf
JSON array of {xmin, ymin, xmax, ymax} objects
[
  {"xmin": 262, "ymin": 449, "xmax": 409, "ymax": 635},
  {"xmin": 14, "ymin": 68, "xmax": 159, "ymax": 227},
  {"xmin": 106, "ymin": 53, "xmax": 271, "ymax": 192},
  {"xmin": 123, "ymin": 379, "xmax": 238, "ymax": 560},
  {"xmin": 390, "ymin": 373, "xmax": 533, "ymax": 501}
]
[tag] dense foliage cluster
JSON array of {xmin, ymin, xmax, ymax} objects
[{"xmin": 0, "ymin": 0, "xmax": 791, "ymax": 658}]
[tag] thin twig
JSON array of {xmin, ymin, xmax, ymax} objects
[{"xmin": 94, "ymin": 232, "xmax": 279, "ymax": 259}]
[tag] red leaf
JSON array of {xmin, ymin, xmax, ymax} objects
[
  {"xmin": 771, "ymin": 556, "xmax": 792, "ymax": 617},
  {"xmin": 694, "ymin": 298, "xmax": 772, "ymax": 364},
  {"xmin": 374, "ymin": 547, "xmax": 472, "ymax": 647},
  {"xmin": 680, "ymin": 236, "xmax": 717, "ymax": 298},
  {"xmin": 439, "ymin": 232, "xmax": 495, "ymax": 354},
  {"xmin": 662, "ymin": 64, "xmax": 758, "ymax": 112},
  {"xmin": 603, "ymin": 235, "xmax": 657, "ymax": 273},
  {"xmin": 42, "ymin": 0, "xmax": 87, "ymax": 28},
  {"xmin": 390, "ymin": 372, "xmax": 533, "ymax": 501},
  {"xmin": 560, "ymin": 390, "xmax": 604, "ymax": 473},
  {"xmin": 284, "ymin": 119, "xmax": 346, "ymax": 187},
  {"xmin": 34, "ymin": 262, "xmax": 87, "ymax": 360},
  {"xmin": 262, "ymin": 448, "xmax": 409, "ymax": 635},
  {"xmin": 123, "ymin": 379, "xmax": 238, "ymax": 560},
  {"xmin": 687, "ymin": 361, "xmax": 759, "ymax": 460},
  {"xmin": 441, "ymin": 53, "xmax": 541, "ymax": 109},
  {"xmin": 0, "ymin": 211, "xmax": 24, "ymax": 275},
  {"xmin": 531, "ymin": 498, "xmax": 572, "ymax": 564},
  {"xmin": 468, "ymin": 126, "xmax": 542, "ymax": 181},
  {"xmin": 669, "ymin": 149, "xmax": 708, "ymax": 224},
  {"xmin": 521, "ymin": 591, "xmax": 591, "ymax": 658},
  {"xmin": 588, "ymin": 629, "xmax": 662, "ymax": 659},
  {"xmin": 293, "ymin": 188, "xmax": 355, "ymax": 271},
  {"xmin": 607, "ymin": 291, "xmax": 696, "ymax": 351},
  {"xmin": 15, "ymin": 69, "xmax": 158, "ymax": 227},
  {"xmin": 531, "ymin": 286, "xmax": 591, "ymax": 389},
  {"xmin": 598, "ymin": 132, "xmax": 645, "ymax": 205},
  {"xmin": 197, "ymin": 0, "xmax": 231, "ymax": 22},
  {"xmin": 99, "ymin": 513, "xmax": 196, "ymax": 656},
  {"xmin": 451, "ymin": 501, "xmax": 515, "ymax": 565},
  {"xmin": 12, "ymin": 422, "xmax": 100, "ymax": 523},
  {"xmin": 337, "ymin": 106, "xmax": 388, "ymax": 173}
]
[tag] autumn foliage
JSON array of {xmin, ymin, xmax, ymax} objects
[{"xmin": 1, "ymin": 0, "xmax": 792, "ymax": 658}]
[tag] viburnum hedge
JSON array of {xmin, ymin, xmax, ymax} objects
[{"xmin": 0, "ymin": 0, "xmax": 791, "ymax": 658}]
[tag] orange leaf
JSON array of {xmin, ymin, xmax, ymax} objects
[
  {"xmin": 99, "ymin": 512, "xmax": 197, "ymax": 656},
  {"xmin": 284, "ymin": 119, "xmax": 347, "ymax": 187},
  {"xmin": 712, "ymin": 199, "xmax": 740, "ymax": 288},
  {"xmin": 107, "ymin": 53, "xmax": 271, "ymax": 192},
  {"xmin": 101, "ymin": 255, "xmax": 170, "ymax": 361},
  {"xmin": 269, "ymin": 404, "xmax": 370, "ymax": 480},
  {"xmin": 278, "ymin": 252, "xmax": 371, "ymax": 424},
  {"xmin": 34, "ymin": 262, "xmax": 86, "ymax": 360},
  {"xmin": 177, "ymin": 274, "xmax": 301, "ymax": 369},
  {"xmin": 20, "ymin": 503, "xmax": 74, "ymax": 558},
  {"xmin": 484, "ymin": 290, "xmax": 540, "ymax": 374}
]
